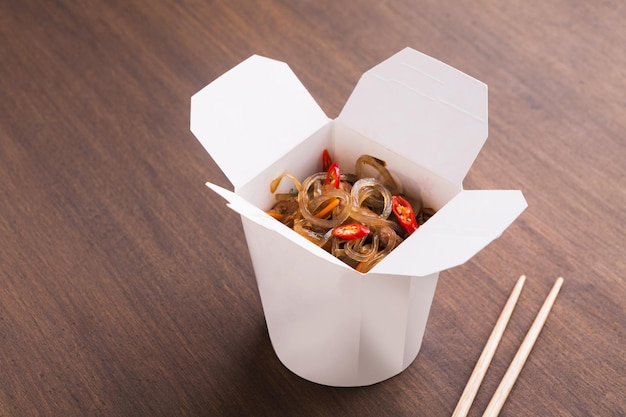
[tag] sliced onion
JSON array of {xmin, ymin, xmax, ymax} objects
[
  {"xmin": 354, "ymin": 155, "xmax": 401, "ymax": 195},
  {"xmin": 293, "ymin": 219, "xmax": 332, "ymax": 247},
  {"xmin": 270, "ymin": 173, "xmax": 302, "ymax": 193}
]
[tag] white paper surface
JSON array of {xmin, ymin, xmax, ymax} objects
[
  {"xmin": 191, "ymin": 55, "xmax": 329, "ymax": 190},
  {"xmin": 240, "ymin": 213, "xmax": 439, "ymax": 386},
  {"xmin": 371, "ymin": 189, "xmax": 528, "ymax": 276},
  {"xmin": 339, "ymin": 47, "xmax": 488, "ymax": 186},
  {"xmin": 192, "ymin": 48, "xmax": 527, "ymax": 386}
]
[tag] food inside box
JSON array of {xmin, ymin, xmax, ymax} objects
[{"xmin": 266, "ymin": 149, "xmax": 436, "ymax": 273}]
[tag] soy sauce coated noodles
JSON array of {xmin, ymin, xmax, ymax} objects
[{"xmin": 267, "ymin": 151, "xmax": 435, "ymax": 273}]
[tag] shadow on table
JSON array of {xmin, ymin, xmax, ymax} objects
[{"xmin": 209, "ymin": 323, "xmax": 400, "ymax": 417}]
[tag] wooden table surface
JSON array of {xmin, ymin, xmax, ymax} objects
[{"xmin": 1, "ymin": 1, "xmax": 624, "ymax": 416}]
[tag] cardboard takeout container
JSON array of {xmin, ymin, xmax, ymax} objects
[{"xmin": 190, "ymin": 48, "xmax": 527, "ymax": 386}]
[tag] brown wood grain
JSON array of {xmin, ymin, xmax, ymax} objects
[{"xmin": 1, "ymin": 0, "xmax": 624, "ymax": 416}]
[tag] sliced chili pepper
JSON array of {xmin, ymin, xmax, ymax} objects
[
  {"xmin": 391, "ymin": 195, "xmax": 418, "ymax": 235},
  {"xmin": 332, "ymin": 223, "xmax": 370, "ymax": 240},
  {"xmin": 321, "ymin": 149, "xmax": 333, "ymax": 172},
  {"xmin": 325, "ymin": 162, "xmax": 340, "ymax": 189}
]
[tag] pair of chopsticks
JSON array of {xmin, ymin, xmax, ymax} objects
[{"xmin": 451, "ymin": 275, "xmax": 564, "ymax": 417}]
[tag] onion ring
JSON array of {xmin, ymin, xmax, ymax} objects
[{"xmin": 354, "ymin": 155, "xmax": 401, "ymax": 195}]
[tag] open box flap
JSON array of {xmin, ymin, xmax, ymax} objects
[
  {"xmin": 206, "ymin": 182, "xmax": 349, "ymax": 269},
  {"xmin": 208, "ymin": 183, "xmax": 526, "ymax": 278},
  {"xmin": 191, "ymin": 55, "xmax": 330, "ymax": 190},
  {"xmin": 371, "ymin": 190, "xmax": 527, "ymax": 276},
  {"xmin": 338, "ymin": 48, "xmax": 488, "ymax": 186}
]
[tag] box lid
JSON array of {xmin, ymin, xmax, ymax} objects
[
  {"xmin": 190, "ymin": 55, "xmax": 329, "ymax": 190},
  {"xmin": 338, "ymin": 48, "xmax": 488, "ymax": 185}
]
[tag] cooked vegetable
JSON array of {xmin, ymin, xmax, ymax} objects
[
  {"xmin": 298, "ymin": 173, "xmax": 352, "ymax": 229},
  {"xmin": 355, "ymin": 154, "xmax": 401, "ymax": 195},
  {"xmin": 321, "ymin": 148, "xmax": 333, "ymax": 172},
  {"xmin": 350, "ymin": 178, "xmax": 394, "ymax": 228},
  {"xmin": 325, "ymin": 162, "xmax": 341, "ymax": 189},
  {"xmin": 333, "ymin": 223, "xmax": 370, "ymax": 240},
  {"xmin": 391, "ymin": 195, "xmax": 418, "ymax": 235},
  {"xmin": 266, "ymin": 151, "xmax": 435, "ymax": 272},
  {"xmin": 270, "ymin": 173, "xmax": 301, "ymax": 193}
]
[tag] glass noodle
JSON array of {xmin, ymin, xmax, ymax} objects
[{"xmin": 267, "ymin": 151, "xmax": 435, "ymax": 273}]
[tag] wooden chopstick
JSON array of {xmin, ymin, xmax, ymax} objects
[
  {"xmin": 482, "ymin": 277, "xmax": 564, "ymax": 417},
  {"xmin": 451, "ymin": 275, "xmax": 527, "ymax": 417}
]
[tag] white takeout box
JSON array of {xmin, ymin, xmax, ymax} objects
[{"xmin": 190, "ymin": 47, "xmax": 527, "ymax": 386}]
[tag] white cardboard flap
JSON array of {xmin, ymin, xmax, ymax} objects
[
  {"xmin": 191, "ymin": 55, "xmax": 329, "ymax": 190},
  {"xmin": 205, "ymin": 182, "xmax": 348, "ymax": 269},
  {"xmin": 371, "ymin": 190, "xmax": 527, "ymax": 276},
  {"xmin": 209, "ymin": 182, "xmax": 527, "ymax": 277},
  {"xmin": 338, "ymin": 47, "xmax": 488, "ymax": 185}
]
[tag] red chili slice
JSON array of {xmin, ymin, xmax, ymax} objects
[
  {"xmin": 321, "ymin": 149, "xmax": 333, "ymax": 172},
  {"xmin": 325, "ymin": 162, "xmax": 341, "ymax": 189},
  {"xmin": 391, "ymin": 195, "xmax": 418, "ymax": 235},
  {"xmin": 332, "ymin": 223, "xmax": 370, "ymax": 240}
]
